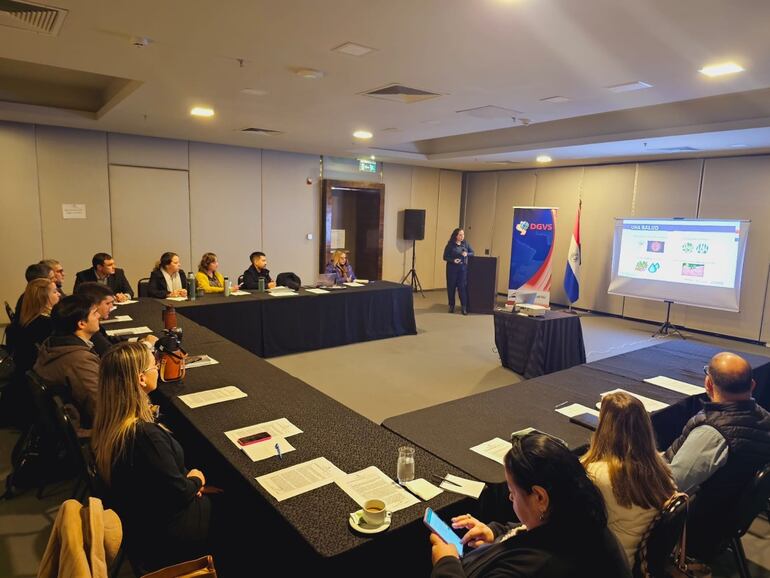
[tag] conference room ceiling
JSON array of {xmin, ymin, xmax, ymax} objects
[{"xmin": 1, "ymin": 0, "xmax": 770, "ymax": 170}]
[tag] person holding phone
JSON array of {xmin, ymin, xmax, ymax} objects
[
  {"xmin": 581, "ymin": 392, "xmax": 677, "ymax": 564},
  {"xmin": 92, "ymin": 342, "xmax": 211, "ymax": 571},
  {"xmin": 429, "ymin": 432, "xmax": 630, "ymax": 578},
  {"xmin": 443, "ymin": 228, "xmax": 473, "ymax": 315}
]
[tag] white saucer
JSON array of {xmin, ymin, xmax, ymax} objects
[{"xmin": 349, "ymin": 509, "xmax": 392, "ymax": 534}]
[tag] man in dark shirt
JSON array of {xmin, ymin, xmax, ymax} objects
[
  {"xmin": 74, "ymin": 252, "xmax": 134, "ymax": 301},
  {"xmin": 40, "ymin": 259, "xmax": 66, "ymax": 296},
  {"xmin": 241, "ymin": 251, "xmax": 276, "ymax": 290}
]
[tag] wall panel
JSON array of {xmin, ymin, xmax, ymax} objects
[
  {"xmin": 382, "ymin": 163, "xmax": 413, "ymax": 282},
  {"xmin": 108, "ymin": 133, "xmax": 188, "ymax": 170},
  {"xmin": 411, "ymin": 167, "xmax": 440, "ymax": 290},
  {"xmin": 433, "ymin": 170, "xmax": 463, "ymax": 289},
  {"xmin": 464, "ymin": 172, "xmax": 497, "ymax": 255}
]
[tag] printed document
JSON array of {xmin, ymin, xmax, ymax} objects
[
  {"xmin": 178, "ymin": 386, "xmax": 247, "ymax": 409},
  {"xmin": 554, "ymin": 403, "xmax": 599, "ymax": 418},
  {"xmin": 599, "ymin": 388, "xmax": 669, "ymax": 412},
  {"xmin": 470, "ymin": 437, "xmax": 512, "ymax": 465},
  {"xmin": 336, "ymin": 466, "xmax": 420, "ymax": 512},
  {"xmin": 105, "ymin": 326, "xmax": 153, "ymax": 337},
  {"xmin": 439, "ymin": 473, "xmax": 485, "ymax": 499},
  {"xmin": 100, "ymin": 315, "xmax": 132, "ymax": 324},
  {"xmin": 256, "ymin": 457, "xmax": 345, "ymax": 501},
  {"xmin": 644, "ymin": 376, "xmax": 705, "ymax": 396}
]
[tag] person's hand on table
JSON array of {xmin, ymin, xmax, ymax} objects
[
  {"xmin": 115, "ymin": 293, "xmax": 129, "ymax": 303},
  {"xmin": 452, "ymin": 514, "xmax": 495, "ymax": 548},
  {"xmin": 430, "ymin": 533, "xmax": 459, "ymax": 565},
  {"xmin": 267, "ymin": 281, "xmax": 276, "ymax": 289}
]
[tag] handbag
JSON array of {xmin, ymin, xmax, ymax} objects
[
  {"xmin": 155, "ymin": 334, "xmax": 187, "ymax": 383},
  {"xmin": 140, "ymin": 555, "xmax": 217, "ymax": 578}
]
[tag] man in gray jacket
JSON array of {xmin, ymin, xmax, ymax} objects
[{"xmin": 33, "ymin": 295, "xmax": 101, "ymax": 429}]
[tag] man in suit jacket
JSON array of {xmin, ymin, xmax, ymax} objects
[{"xmin": 74, "ymin": 253, "xmax": 134, "ymax": 302}]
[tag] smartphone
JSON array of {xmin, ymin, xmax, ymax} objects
[
  {"xmin": 237, "ymin": 431, "xmax": 272, "ymax": 446},
  {"xmin": 423, "ymin": 507, "xmax": 464, "ymax": 558},
  {"xmin": 569, "ymin": 412, "xmax": 600, "ymax": 431}
]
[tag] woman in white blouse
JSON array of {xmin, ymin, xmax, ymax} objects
[{"xmin": 148, "ymin": 252, "xmax": 188, "ymax": 298}]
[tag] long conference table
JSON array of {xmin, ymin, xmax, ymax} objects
[{"xmin": 107, "ymin": 288, "xmax": 467, "ymax": 576}]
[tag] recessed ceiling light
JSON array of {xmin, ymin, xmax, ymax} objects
[
  {"xmin": 190, "ymin": 107, "xmax": 215, "ymax": 117},
  {"xmin": 332, "ymin": 42, "xmax": 376, "ymax": 57},
  {"xmin": 540, "ymin": 96, "xmax": 570, "ymax": 103},
  {"xmin": 241, "ymin": 88, "xmax": 268, "ymax": 96},
  {"xmin": 370, "ymin": 155, "xmax": 376, "ymax": 160},
  {"xmin": 536, "ymin": 155, "xmax": 552, "ymax": 163},
  {"xmin": 353, "ymin": 130, "xmax": 373, "ymax": 140},
  {"xmin": 699, "ymin": 62, "xmax": 745, "ymax": 77},
  {"xmin": 294, "ymin": 68, "xmax": 325, "ymax": 80},
  {"xmin": 607, "ymin": 81, "xmax": 653, "ymax": 93}
]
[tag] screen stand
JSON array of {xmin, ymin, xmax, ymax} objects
[
  {"xmin": 652, "ymin": 301, "xmax": 684, "ymax": 339},
  {"xmin": 401, "ymin": 240, "xmax": 425, "ymax": 297}
]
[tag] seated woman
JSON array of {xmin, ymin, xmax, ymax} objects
[
  {"xmin": 195, "ymin": 252, "xmax": 225, "ymax": 294},
  {"xmin": 430, "ymin": 432, "xmax": 630, "ymax": 578},
  {"xmin": 92, "ymin": 342, "xmax": 211, "ymax": 571},
  {"xmin": 324, "ymin": 250, "xmax": 356, "ymax": 284},
  {"xmin": 581, "ymin": 391, "xmax": 677, "ymax": 565},
  {"xmin": 148, "ymin": 252, "xmax": 188, "ymax": 298}
]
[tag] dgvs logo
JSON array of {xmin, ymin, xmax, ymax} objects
[{"xmin": 516, "ymin": 220, "xmax": 553, "ymax": 236}]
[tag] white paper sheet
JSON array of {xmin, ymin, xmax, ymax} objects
[
  {"xmin": 599, "ymin": 388, "xmax": 669, "ymax": 412},
  {"xmin": 256, "ymin": 457, "xmax": 345, "ymax": 502},
  {"xmin": 104, "ymin": 326, "xmax": 153, "ymax": 337},
  {"xmin": 100, "ymin": 315, "xmax": 133, "ymax": 324},
  {"xmin": 644, "ymin": 376, "xmax": 705, "ymax": 396},
  {"xmin": 185, "ymin": 355, "xmax": 219, "ymax": 369},
  {"xmin": 469, "ymin": 437, "xmax": 512, "ymax": 465},
  {"xmin": 114, "ymin": 300, "xmax": 138, "ymax": 306},
  {"xmin": 165, "ymin": 296, "xmax": 188, "ymax": 302},
  {"xmin": 335, "ymin": 466, "xmax": 420, "ymax": 512},
  {"xmin": 403, "ymin": 478, "xmax": 443, "ymax": 500},
  {"xmin": 241, "ymin": 437, "xmax": 295, "ymax": 462},
  {"xmin": 356, "ymin": 280, "xmax": 369, "ymax": 284},
  {"xmin": 178, "ymin": 386, "xmax": 247, "ymax": 409},
  {"xmin": 268, "ymin": 292, "xmax": 298, "ymax": 297},
  {"xmin": 439, "ymin": 474, "xmax": 485, "ymax": 499},
  {"xmin": 224, "ymin": 418, "xmax": 303, "ymax": 447},
  {"xmin": 343, "ymin": 282, "xmax": 364, "ymax": 287},
  {"xmin": 229, "ymin": 290, "xmax": 250, "ymax": 296},
  {"xmin": 554, "ymin": 403, "xmax": 599, "ymax": 418},
  {"xmin": 305, "ymin": 288, "xmax": 329, "ymax": 295}
]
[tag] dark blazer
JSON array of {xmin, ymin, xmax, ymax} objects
[
  {"xmin": 431, "ymin": 522, "xmax": 630, "ymax": 578},
  {"xmin": 74, "ymin": 267, "xmax": 134, "ymax": 298},
  {"xmin": 241, "ymin": 264, "xmax": 272, "ymax": 290},
  {"xmin": 147, "ymin": 269, "xmax": 188, "ymax": 299}
]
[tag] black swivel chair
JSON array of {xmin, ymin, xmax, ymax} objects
[
  {"xmin": 137, "ymin": 278, "xmax": 150, "ymax": 298},
  {"xmin": 4, "ymin": 301, "xmax": 14, "ymax": 323},
  {"xmin": 634, "ymin": 493, "xmax": 689, "ymax": 578},
  {"xmin": 24, "ymin": 371, "xmax": 64, "ymax": 498},
  {"xmin": 51, "ymin": 395, "xmax": 93, "ymax": 501}
]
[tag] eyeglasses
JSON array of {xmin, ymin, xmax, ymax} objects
[
  {"xmin": 143, "ymin": 361, "xmax": 160, "ymax": 374},
  {"xmin": 703, "ymin": 364, "xmax": 710, "ymax": 377}
]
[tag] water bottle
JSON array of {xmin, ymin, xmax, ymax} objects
[
  {"xmin": 258, "ymin": 277, "xmax": 265, "ymax": 293},
  {"xmin": 397, "ymin": 446, "xmax": 415, "ymax": 483},
  {"xmin": 188, "ymin": 276, "xmax": 196, "ymax": 301},
  {"xmin": 224, "ymin": 276, "xmax": 230, "ymax": 297}
]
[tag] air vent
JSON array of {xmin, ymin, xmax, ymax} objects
[
  {"xmin": 0, "ymin": 0, "xmax": 67, "ymax": 35},
  {"xmin": 456, "ymin": 105, "xmax": 522, "ymax": 120},
  {"xmin": 361, "ymin": 84, "xmax": 441, "ymax": 104},
  {"xmin": 240, "ymin": 127, "xmax": 283, "ymax": 136}
]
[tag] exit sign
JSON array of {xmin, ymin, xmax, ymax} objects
[{"xmin": 358, "ymin": 159, "xmax": 377, "ymax": 173}]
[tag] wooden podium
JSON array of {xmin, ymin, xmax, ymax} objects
[{"xmin": 467, "ymin": 255, "xmax": 498, "ymax": 314}]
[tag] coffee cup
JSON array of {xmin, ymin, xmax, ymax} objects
[{"xmin": 361, "ymin": 499, "xmax": 388, "ymax": 526}]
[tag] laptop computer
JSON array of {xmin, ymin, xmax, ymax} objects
[{"xmin": 316, "ymin": 273, "xmax": 335, "ymax": 287}]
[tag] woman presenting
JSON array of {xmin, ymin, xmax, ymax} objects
[{"xmin": 443, "ymin": 228, "xmax": 473, "ymax": 314}]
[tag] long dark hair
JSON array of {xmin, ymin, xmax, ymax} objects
[
  {"xmin": 506, "ymin": 432, "xmax": 607, "ymax": 532},
  {"xmin": 155, "ymin": 252, "xmax": 178, "ymax": 271},
  {"xmin": 447, "ymin": 228, "xmax": 463, "ymax": 246}
]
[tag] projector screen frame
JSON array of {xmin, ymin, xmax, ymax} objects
[{"xmin": 607, "ymin": 217, "xmax": 751, "ymax": 312}]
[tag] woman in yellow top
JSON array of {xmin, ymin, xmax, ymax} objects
[{"xmin": 195, "ymin": 252, "xmax": 225, "ymax": 293}]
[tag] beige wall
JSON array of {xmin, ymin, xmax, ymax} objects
[
  {"xmin": 0, "ymin": 121, "xmax": 462, "ymax": 308},
  {"xmin": 466, "ymin": 157, "xmax": 770, "ymax": 342}
]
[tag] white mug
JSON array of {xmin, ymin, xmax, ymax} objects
[{"xmin": 361, "ymin": 499, "xmax": 388, "ymax": 526}]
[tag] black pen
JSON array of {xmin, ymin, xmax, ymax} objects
[{"xmin": 431, "ymin": 474, "xmax": 462, "ymax": 487}]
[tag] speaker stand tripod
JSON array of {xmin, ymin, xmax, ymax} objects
[
  {"xmin": 652, "ymin": 300, "xmax": 684, "ymax": 339},
  {"xmin": 401, "ymin": 240, "xmax": 425, "ymax": 297}
]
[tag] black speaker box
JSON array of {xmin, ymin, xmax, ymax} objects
[{"xmin": 403, "ymin": 209, "xmax": 426, "ymax": 241}]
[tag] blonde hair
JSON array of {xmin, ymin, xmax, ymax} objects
[
  {"xmin": 20, "ymin": 278, "xmax": 55, "ymax": 327},
  {"xmin": 331, "ymin": 250, "xmax": 347, "ymax": 267},
  {"xmin": 92, "ymin": 342, "xmax": 157, "ymax": 486},
  {"xmin": 581, "ymin": 391, "xmax": 676, "ymax": 509},
  {"xmin": 198, "ymin": 252, "xmax": 218, "ymax": 273}
]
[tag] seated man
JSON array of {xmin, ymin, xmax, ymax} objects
[
  {"xmin": 241, "ymin": 251, "xmax": 276, "ymax": 290},
  {"xmin": 74, "ymin": 252, "xmax": 134, "ymax": 302},
  {"xmin": 74, "ymin": 282, "xmax": 157, "ymax": 355},
  {"xmin": 40, "ymin": 259, "xmax": 66, "ymax": 296},
  {"xmin": 33, "ymin": 295, "xmax": 101, "ymax": 429},
  {"xmin": 665, "ymin": 351, "xmax": 770, "ymax": 557}
]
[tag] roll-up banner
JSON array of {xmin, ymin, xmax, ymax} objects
[{"xmin": 508, "ymin": 207, "xmax": 558, "ymax": 306}]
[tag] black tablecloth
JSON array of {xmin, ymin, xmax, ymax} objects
[
  {"xmin": 493, "ymin": 310, "xmax": 586, "ymax": 378},
  {"xmin": 106, "ymin": 300, "xmax": 465, "ymax": 574},
  {"xmin": 170, "ymin": 281, "xmax": 417, "ymax": 357}
]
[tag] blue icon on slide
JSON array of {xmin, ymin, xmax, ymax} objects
[{"xmin": 648, "ymin": 262, "xmax": 660, "ymax": 273}]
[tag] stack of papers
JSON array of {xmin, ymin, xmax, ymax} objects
[
  {"xmin": 229, "ymin": 290, "xmax": 250, "ymax": 296},
  {"xmin": 470, "ymin": 437, "xmax": 512, "ymax": 465},
  {"xmin": 105, "ymin": 326, "xmax": 153, "ymax": 337},
  {"xmin": 555, "ymin": 403, "xmax": 599, "ymax": 418},
  {"xmin": 178, "ymin": 386, "xmax": 247, "ymax": 408},
  {"xmin": 185, "ymin": 355, "xmax": 219, "ymax": 369},
  {"xmin": 438, "ymin": 474, "xmax": 485, "ymax": 499},
  {"xmin": 336, "ymin": 466, "xmax": 420, "ymax": 512},
  {"xmin": 256, "ymin": 457, "xmax": 345, "ymax": 501},
  {"xmin": 644, "ymin": 376, "xmax": 705, "ymax": 396},
  {"xmin": 343, "ymin": 282, "xmax": 364, "ymax": 288},
  {"xmin": 305, "ymin": 288, "xmax": 329, "ymax": 295},
  {"xmin": 599, "ymin": 388, "xmax": 669, "ymax": 412},
  {"xmin": 165, "ymin": 296, "xmax": 188, "ymax": 302},
  {"xmin": 268, "ymin": 287, "xmax": 298, "ymax": 297},
  {"xmin": 100, "ymin": 315, "xmax": 133, "ymax": 324}
]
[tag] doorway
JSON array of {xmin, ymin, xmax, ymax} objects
[{"xmin": 320, "ymin": 179, "xmax": 384, "ymax": 280}]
